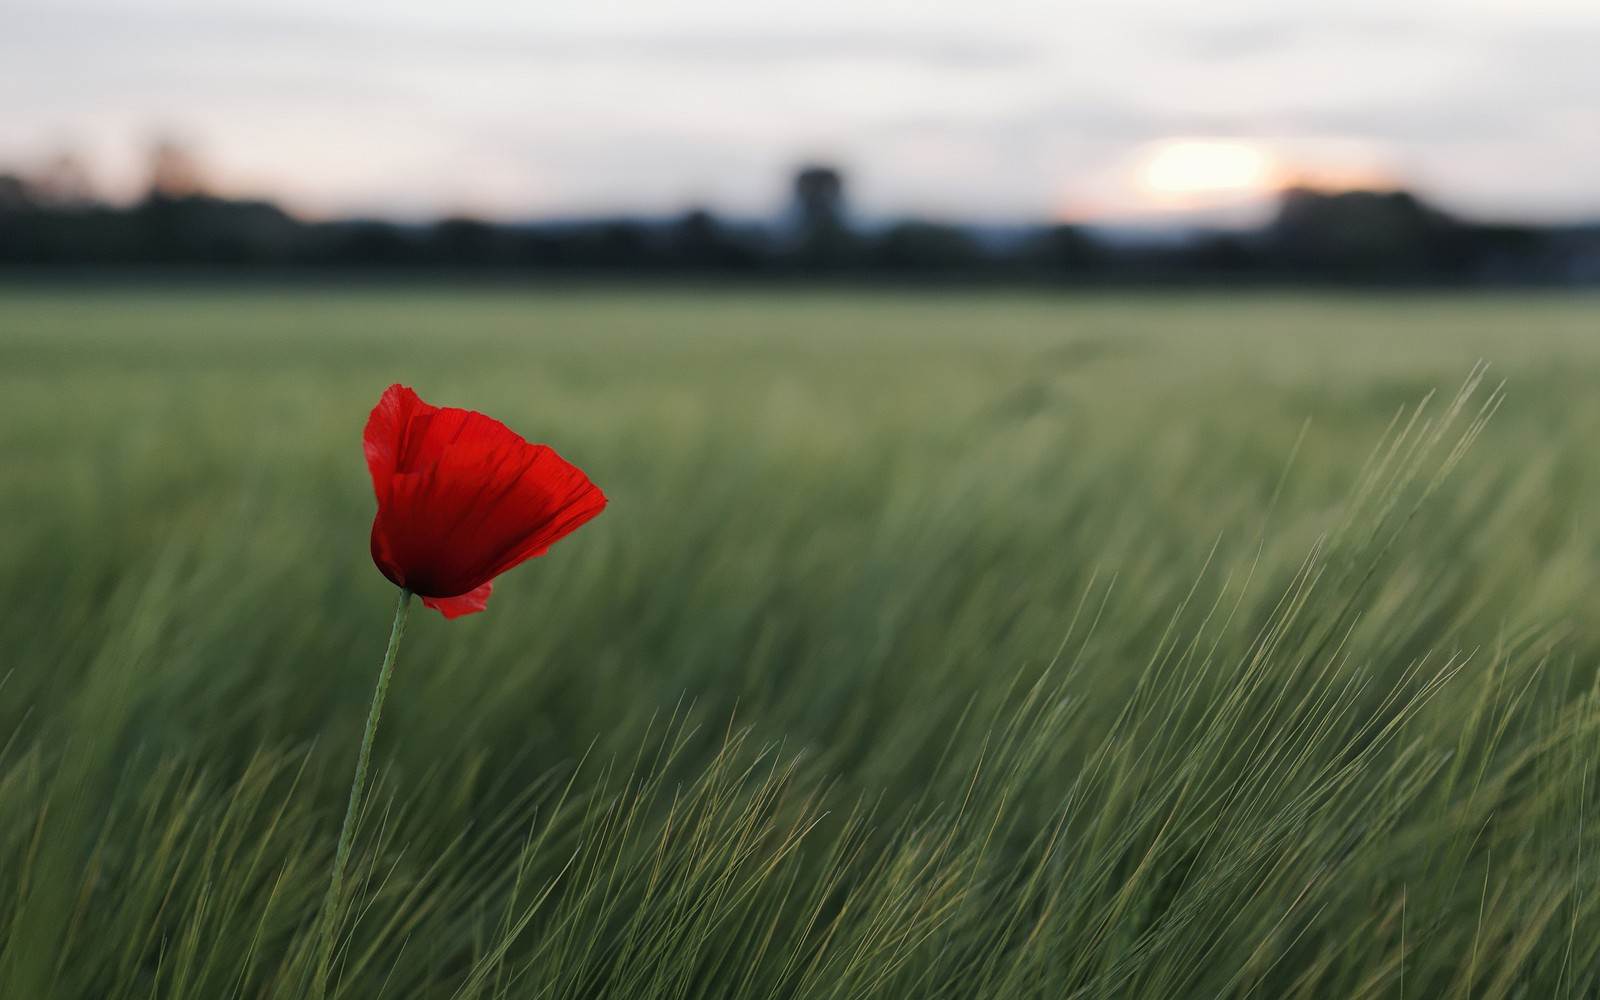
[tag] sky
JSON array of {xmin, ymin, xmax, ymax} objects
[{"xmin": 4, "ymin": 0, "xmax": 1600, "ymax": 226}]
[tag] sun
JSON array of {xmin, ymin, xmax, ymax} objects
[{"xmin": 1139, "ymin": 140, "xmax": 1276, "ymax": 202}]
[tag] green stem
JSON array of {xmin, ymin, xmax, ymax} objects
[{"xmin": 312, "ymin": 586, "xmax": 412, "ymax": 1000}]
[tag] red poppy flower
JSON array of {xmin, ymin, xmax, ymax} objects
[{"xmin": 364, "ymin": 384, "xmax": 606, "ymax": 618}]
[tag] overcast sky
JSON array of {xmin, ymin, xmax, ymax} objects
[{"xmin": 4, "ymin": 0, "xmax": 1599, "ymax": 224}]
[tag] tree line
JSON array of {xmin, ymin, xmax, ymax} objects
[{"xmin": 1, "ymin": 164, "xmax": 1596, "ymax": 286}]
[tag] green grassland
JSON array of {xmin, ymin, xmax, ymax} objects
[{"xmin": 1, "ymin": 286, "xmax": 1599, "ymax": 997}]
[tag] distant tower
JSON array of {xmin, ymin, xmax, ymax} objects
[
  {"xmin": 790, "ymin": 164, "xmax": 853, "ymax": 266},
  {"xmin": 793, "ymin": 165, "xmax": 845, "ymax": 235}
]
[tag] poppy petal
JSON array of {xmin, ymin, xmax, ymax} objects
[
  {"xmin": 421, "ymin": 582, "xmax": 492, "ymax": 619},
  {"xmin": 370, "ymin": 519, "xmax": 405, "ymax": 589},
  {"xmin": 364, "ymin": 385, "xmax": 436, "ymax": 504},
  {"xmin": 454, "ymin": 443, "xmax": 608, "ymax": 585},
  {"xmin": 377, "ymin": 415, "xmax": 605, "ymax": 596},
  {"xmin": 364, "ymin": 385, "xmax": 606, "ymax": 611}
]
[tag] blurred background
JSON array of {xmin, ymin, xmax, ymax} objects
[
  {"xmin": 4, "ymin": 0, "xmax": 1599, "ymax": 283},
  {"xmin": 8, "ymin": 5, "xmax": 1600, "ymax": 995}
]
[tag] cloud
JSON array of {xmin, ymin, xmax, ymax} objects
[
  {"xmin": 555, "ymin": 32, "xmax": 1039, "ymax": 69},
  {"xmin": 1166, "ymin": 17, "xmax": 1429, "ymax": 61},
  {"xmin": 1284, "ymin": 22, "xmax": 1600, "ymax": 143},
  {"xmin": 4, "ymin": 0, "xmax": 1599, "ymax": 220},
  {"xmin": 874, "ymin": 105, "xmax": 1189, "ymax": 147},
  {"xmin": 5, "ymin": 4, "xmax": 1040, "ymax": 71}
]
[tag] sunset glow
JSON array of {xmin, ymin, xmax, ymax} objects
[
  {"xmin": 1140, "ymin": 141, "xmax": 1276, "ymax": 201},
  {"xmin": 3, "ymin": 1, "xmax": 1599, "ymax": 222}
]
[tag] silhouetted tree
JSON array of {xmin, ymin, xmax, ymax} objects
[
  {"xmin": 33, "ymin": 153, "xmax": 95, "ymax": 208},
  {"xmin": 562, "ymin": 221, "xmax": 658, "ymax": 269},
  {"xmin": 147, "ymin": 140, "xmax": 208, "ymax": 200},
  {"xmin": 662, "ymin": 209, "xmax": 764, "ymax": 270},
  {"xmin": 1019, "ymin": 224, "xmax": 1109, "ymax": 278},
  {"xmin": 132, "ymin": 195, "xmax": 298, "ymax": 264},
  {"xmin": 321, "ymin": 222, "xmax": 417, "ymax": 266},
  {"xmin": 1270, "ymin": 187, "xmax": 1469, "ymax": 282},
  {"xmin": 1178, "ymin": 233, "xmax": 1264, "ymax": 276},
  {"xmin": 0, "ymin": 173, "xmax": 33, "ymax": 213},
  {"xmin": 872, "ymin": 221, "xmax": 983, "ymax": 271},
  {"xmin": 426, "ymin": 218, "xmax": 520, "ymax": 266}
]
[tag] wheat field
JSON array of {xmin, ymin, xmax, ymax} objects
[{"xmin": 0, "ymin": 286, "xmax": 1597, "ymax": 997}]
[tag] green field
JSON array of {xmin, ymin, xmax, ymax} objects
[{"xmin": 2, "ymin": 287, "xmax": 1599, "ymax": 998}]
